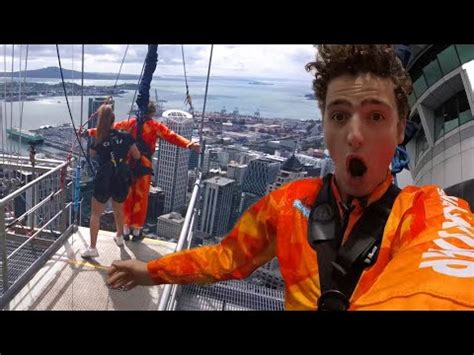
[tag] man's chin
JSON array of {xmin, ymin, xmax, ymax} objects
[{"xmin": 337, "ymin": 175, "xmax": 372, "ymax": 199}]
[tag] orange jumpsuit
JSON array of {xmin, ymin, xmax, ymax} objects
[
  {"xmin": 89, "ymin": 117, "xmax": 192, "ymax": 229},
  {"xmin": 147, "ymin": 172, "xmax": 474, "ymax": 310}
]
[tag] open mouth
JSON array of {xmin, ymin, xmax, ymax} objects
[{"xmin": 347, "ymin": 157, "xmax": 367, "ymax": 178}]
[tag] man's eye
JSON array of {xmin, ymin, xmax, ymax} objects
[
  {"xmin": 371, "ymin": 112, "xmax": 385, "ymax": 121},
  {"xmin": 331, "ymin": 112, "xmax": 347, "ymax": 122}
]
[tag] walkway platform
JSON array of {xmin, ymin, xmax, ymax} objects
[{"xmin": 9, "ymin": 226, "xmax": 177, "ymax": 310}]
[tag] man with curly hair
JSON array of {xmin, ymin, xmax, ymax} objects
[{"xmin": 106, "ymin": 45, "xmax": 474, "ymax": 310}]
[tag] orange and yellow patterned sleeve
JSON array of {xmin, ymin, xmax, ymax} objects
[
  {"xmin": 153, "ymin": 121, "xmax": 192, "ymax": 148},
  {"xmin": 353, "ymin": 186, "xmax": 474, "ymax": 310},
  {"xmin": 147, "ymin": 190, "xmax": 283, "ymax": 285}
]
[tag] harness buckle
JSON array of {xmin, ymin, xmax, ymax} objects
[{"xmin": 318, "ymin": 289, "xmax": 349, "ymax": 311}]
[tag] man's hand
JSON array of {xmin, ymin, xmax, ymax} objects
[
  {"xmin": 188, "ymin": 142, "xmax": 201, "ymax": 152},
  {"xmin": 106, "ymin": 259, "xmax": 155, "ymax": 291}
]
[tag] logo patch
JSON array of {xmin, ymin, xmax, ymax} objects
[{"xmin": 293, "ymin": 199, "xmax": 310, "ymax": 219}]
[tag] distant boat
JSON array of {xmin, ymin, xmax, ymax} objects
[
  {"xmin": 248, "ymin": 81, "xmax": 273, "ymax": 86},
  {"xmin": 6, "ymin": 128, "xmax": 44, "ymax": 144}
]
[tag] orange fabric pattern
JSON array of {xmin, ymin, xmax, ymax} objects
[{"xmin": 147, "ymin": 173, "xmax": 474, "ymax": 310}]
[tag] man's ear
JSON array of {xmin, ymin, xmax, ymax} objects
[{"xmin": 398, "ymin": 117, "xmax": 407, "ymax": 145}]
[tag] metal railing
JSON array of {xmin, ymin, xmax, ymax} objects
[
  {"xmin": 0, "ymin": 155, "xmax": 75, "ymax": 309},
  {"xmin": 158, "ymin": 171, "xmax": 202, "ymax": 310}
]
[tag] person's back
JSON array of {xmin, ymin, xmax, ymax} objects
[{"xmin": 92, "ymin": 129, "xmax": 135, "ymax": 203}]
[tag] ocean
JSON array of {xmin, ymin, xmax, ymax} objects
[{"xmin": 0, "ymin": 76, "xmax": 321, "ymax": 155}]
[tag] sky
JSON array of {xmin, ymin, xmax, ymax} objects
[{"xmin": 0, "ymin": 44, "xmax": 317, "ymax": 80}]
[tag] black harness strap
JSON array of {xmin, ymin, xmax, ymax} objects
[
  {"xmin": 131, "ymin": 118, "xmax": 154, "ymax": 178},
  {"xmin": 308, "ymin": 174, "xmax": 400, "ymax": 311},
  {"xmin": 135, "ymin": 118, "xmax": 153, "ymax": 160}
]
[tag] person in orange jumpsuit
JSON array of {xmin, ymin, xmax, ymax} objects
[
  {"xmin": 106, "ymin": 45, "xmax": 474, "ymax": 310},
  {"xmin": 88, "ymin": 102, "xmax": 200, "ymax": 241}
]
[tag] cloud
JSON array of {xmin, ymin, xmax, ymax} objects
[{"xmin": 0, "ymin": 44, "xmax": 317, "ymax": 80}]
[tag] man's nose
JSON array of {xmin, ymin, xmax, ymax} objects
[{"xmin": 347, "ymin": 116, "xmax": 364, "ymax": 149}]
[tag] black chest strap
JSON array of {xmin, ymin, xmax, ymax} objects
[
  {"xmin": 307, "ymin": 174, "xmax": 401, "ymax": 311},
  {"xmin": 135, "ymin": 118, "xmax": 153, "ymax": 160}
]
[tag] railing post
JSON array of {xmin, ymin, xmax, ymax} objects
[
  {"xmin": 59, "ymin": 166, "xmax": 67, "ymax": 234},
  {"xmin": 0, "ymin": 205, "xmax": 9, "ymax": 295}
]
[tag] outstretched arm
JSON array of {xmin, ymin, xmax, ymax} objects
[
  {"xmin": 153, "ymin": 121, "xmax": 193, "ymax": 149},
  {"xmin": 107, "ymin": 190, "xmax": 282, "ymax": 289}
]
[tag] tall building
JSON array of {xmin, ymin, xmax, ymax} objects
[
  {"xmin": 199, "ymin": 176, "xmax": 235, "ymax": 237},
  {"xmin": 202, "ymin": 147, "xmax": 221, "ymax": 175},
  {"xmin": 267, "ymin": 155, "xmax": 307, "ymax": 193},
  {"xmin": 405, "ymin": 45, "xmax": 474, "ymax": 208},
  {"xmin": 241, "ymin": 158, "xmax": 281, "ymax": 197},
  {"xmin": 226, "ymin": 162, "xmax": 248, "ymax": 229},
  {"xmin": 239, "ymin": 192, "xmax": 260, "ymax": 214},
  {"xmin": 188, "ymin": 148, "xmax": 200, "ymax": 170},
  {"xmin": 146, "ymin": 186, "xmax": 165, "ymax": 226},
  {"xmin": 155, "ymin": 110, "xmax": 194, "ymax": 213},
  {"xmin": 225, "ymin": 145, "xmax": 246, "ymax": 164},
  {"xmin": 226, "ymin": 161, "xmax": 247, "ymax": 185},
  {"xmin": 156, "ymin": 211, "xmax": 185, "ymax": 241}
]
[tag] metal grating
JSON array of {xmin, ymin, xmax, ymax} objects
[
  {"xmin": 0, "ymin": 237, "xmax": 53, "ymax": 294},
  {"xmin": 176, "ymin": 280, "xmax": 285, "ymax": 311}
]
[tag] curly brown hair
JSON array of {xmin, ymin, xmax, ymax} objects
[{"xmin": 305, "ymin": 45, "xmax": 413, "ymax": 120}]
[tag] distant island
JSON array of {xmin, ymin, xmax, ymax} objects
[
  {"xmin": 248, "ymin": 81, "xmax": 274, "ymax": 86},
  {"xmin": 0, "ymin": 66, "xmax": 144, "ymax": 80},
  {"xmin": 304, "ymin": 93, "xmax": 315, "ymax": 100},
  {"xmin": 1, "ymin": 81, "xmax": 138, "ymax": 102}
]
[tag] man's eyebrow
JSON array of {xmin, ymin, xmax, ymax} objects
[
  {"xmin": 360, "ymin": 98, "xmax": 393, "ymax": 109},
  {"xmin": 326, "ymin": 98, "xmax": 393, "ymax": 110},
  {"xmin": 326, "ymin": 99, "xmax": 352, "ymax": 109}
]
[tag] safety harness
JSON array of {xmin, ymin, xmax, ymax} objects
[
  {"xmin": 94, "ymin": 130, "xmax": 129, "ymax": 177},
  {"xmin": 132, "ymin": 118, "xmax": 154, "ymax": 177},
  {"xmin": 307, "ymin": 174, "xmax": 400, "ymax": 311}
]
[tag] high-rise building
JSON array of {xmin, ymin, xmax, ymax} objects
[
  {"xmin": 146, "ymin": 186, "xmax": 165, "ymax": 226},
  {"xmin": 202, "ymin": 147, "xmax": 221, "ymax": 175},
  {"xmin": 239, "ymin": 192, "xmax": 260, "ymax": 214},
  {"xmin": 241, "ymin": 158, "xmax": 280, "ymax": 197},
  {"xmin": 199, "ymin": 176, "xmax": 235, "ymax": 237},
  {"xmin": 404, "ymin": 45, "xmax": 474, "ymax": 208},
  {"xmin": 188, "ymin": 148, "xmax": 200, "ymax": 170},
  {"xmin": 156, "ymin": 211, "xmax": 185, "ymax": 241},
  {"xmin": 267, "ymin": 155, "xmax": 307, "ymax": 193},
  {"xmin": 226, "ymin": 162, "xmax": 247, "ymax": 229},
  {"xmin": 227, "ymin": 161, "xmax": 247, "ymax": 185},
  {"xmin": 155, "ymin": 110, "xmax": 194, "ymax": 213}
]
